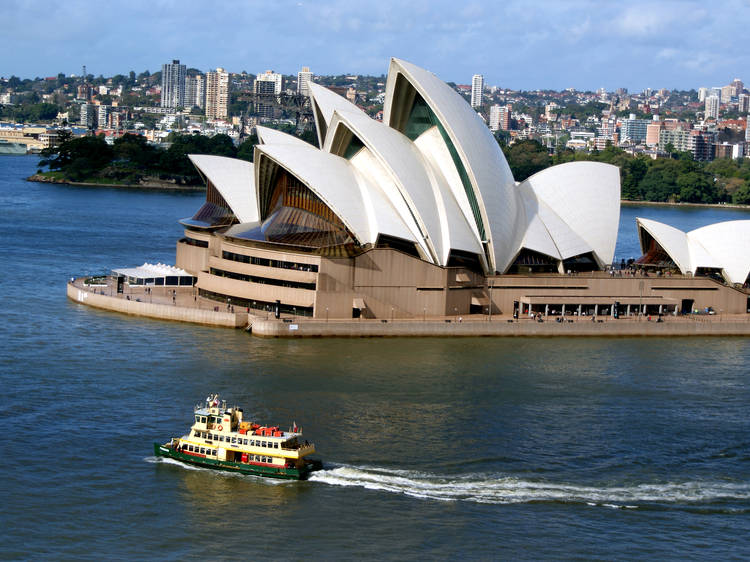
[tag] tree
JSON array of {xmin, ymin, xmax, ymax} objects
[
  {"xmin": 237, "ymin": 134, "xmax": 258, "ymax": 162},
  {"xmin": 502, "ymin": 139, "xmax": 551, "ymax": 181}
]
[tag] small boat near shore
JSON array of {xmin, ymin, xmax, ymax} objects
[{"xmin": 154, "ymin": 394, "xmax": 322, "ymax": 480}]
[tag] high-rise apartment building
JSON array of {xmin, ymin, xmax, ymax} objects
[
  {"xmin": 205, "ymin": 68, "xmax": 229, "ymax": 120},
  {"xmin": 255, "ymin": 70, "xmax": 283, "ymax": 95},
  {"xmin": 705, "ymin": 95, "xmax": 720, "ymax": 119},
  {"xmin": 721, "ymin": 85, "xmax": 735, "ymax": 103},
  {"xmin": 738, "ymin": 93, "xmax": 750, "ymax": 113},
  {"xmin": 731, "ymin": 78, "xmax": 744, "ymax": 94},
  {"xmin": 161, "ymin": 59, "xmax": 186, "ymax": 108},
  {"xmin": 489, "ymin": 104, "xmax": 511, "ymax": 131},
  {"xmin": 620, "ymin": 114, "xmax": 651, "ymax": 144},
  {"xmin": 645, "ymin": 116, "xmax": 663, "ymax": 147},
  {"xmin": 746, "ymin": 118, "xmax": 750, "ymax": 142},
  {"xmin": 185, "ymin": 74, "xmax": 205, "ymax": 109},
  {"xmin": 471, "ymin": 74, "xmax": 484, "ymax": 108},
  {"xmin": 254, "ymin": 70, "xmax": 283, "ymax": 118},
  {"xmin": 297, "ymin": 66, "xmax": 313, "ymax": 97},
  {"xmin": 698, "ymin": 87, "xmax": 708, "ymax": 102}
]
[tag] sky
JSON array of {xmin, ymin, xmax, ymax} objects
[{"xmin": 3, "ymin": 0, "xmax": 749, "ymax": 92}]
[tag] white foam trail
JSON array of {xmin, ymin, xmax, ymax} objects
[{"xmin": 309, "ymin": 466, "xmax": 750, "ymax": 506}]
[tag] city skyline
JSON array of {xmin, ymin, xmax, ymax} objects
[{"xmin": 3, "ymin": 0, "xmax": 750, "ymax": 91}]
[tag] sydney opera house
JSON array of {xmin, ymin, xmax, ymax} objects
[{"xmin": 174, "ymin": 58, "xmax": 750, "ymax": 319}]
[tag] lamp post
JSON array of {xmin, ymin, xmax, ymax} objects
[
  {"xmin": 326, "ymin": 307, "xmax": 329, "ymax": 323},
  {"xmin": 423, "ymin": 307, "xmax": 426, "ymax": 322},
  {"xmin": 454, "ymin": 307, "xmax": 457, "ymax": 322},
  {"xmin": 391, "ymin": 307, "xmax": 394, "ymax": 322}
]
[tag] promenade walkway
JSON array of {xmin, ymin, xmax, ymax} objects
[{"xmin": 68, "ymin": 276, "xmax": 750, "ymax": 337}]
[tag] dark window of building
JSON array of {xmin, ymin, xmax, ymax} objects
[{"xmin": 209, "ymin": 267, "xmax": 316, "ymax": 291}]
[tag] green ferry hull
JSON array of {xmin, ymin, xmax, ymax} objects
[{"xmin": 153, "ymin": 442, "xmax": 322, "ymax": 480}]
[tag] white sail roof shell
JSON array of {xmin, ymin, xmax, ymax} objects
[
  {"xmin": 256, "ymin": 126, "xmax": 311, "ymax": 147},
  {"xmin": 325, "ymin": 109, "xmax": 446, "ymax": 263},
  {"xmin": 254, "ymin": 142, "xmax": 413, "ymax": 246},
  {"xmin": 689, "ymin": 221, "xmax": 750, "ymax": 284},
  {"xmin": 188, "ymin": 155, "xmax": 258, "ymax": 223},
  {"xmin": 308, "ymin": 82, "xmax": 359, "ymax": 148},
  {"xmin": 384, "ymin": 58, "xmax": 521, "ymax": 273},
  {"xmin": 517, "ymin": 162, "xmax": 621, "ymax": 266},
  {"xmin": 636, "ymin": 218, "xmax": 750, "ymax": 284}
]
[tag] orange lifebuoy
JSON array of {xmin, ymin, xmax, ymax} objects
[{"xmin": 218, "ymin": 425, "xmax": 223, "ymax": 431}]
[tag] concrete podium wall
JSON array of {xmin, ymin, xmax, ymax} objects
[{"xmin": 67, "ymin": 282, "xmax": 247, "ymax": 328}]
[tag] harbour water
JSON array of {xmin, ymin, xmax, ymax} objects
[{"xmin": 2, "ymin": 156, "xmax": 750, "ymax": 560}]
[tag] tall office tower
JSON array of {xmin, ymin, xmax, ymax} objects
[
  {"xmin": 697, "ymin": 87, "xmax": 708, "ymax": 102},
  {"xmin": 205, "ymin": 68, "xmax": 229, "ymax": 120},
  {"xmin": 705, "ymin": 95, "xmax": 720, "ymax": 119},
  {"xmin": 471, "ymin": 74, "xmax": 484, "ymax": 108},
  {"xmin": 185, "ymin": 74, "xmax": 205, "ymax": 109},
  {"xmin": 254, "ymin": 70, "xmax": 283, "ymax": 118},
  {"xmin": 732, "ymin": 78, "xmax": 744, "ymax": 94},
  {"xmin": 739, "ymin": 93, "xmax": 750, "ymax": 113},
  {"xmin": 297, "ymin": 66, "xmax": 313, "ymax": 97},
  {"xmin": 161, "ymin": 59, "xmax": 186, "ymax": 108}
]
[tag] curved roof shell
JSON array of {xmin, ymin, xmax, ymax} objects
[
  {"xmin": 636, "ymin": 218, "xmax": 750, "ymax": 284},
  {"xmin": 517, "ymin": 162, "xmax": 621, "ymax": 266},
  {"xmin": 254, "ymin": 142, "xmax": 414, "ymax": 247},
  {"xmin": 186, "ymin": 58, "xmax": 622, "ymax": 275},
  {"xmin": 383, "ymin": 58, "xmax": 521, "ymax": 273},
  {"xmin": 188, "ymin": 155, "xmax": 258, "ymax": 222}
]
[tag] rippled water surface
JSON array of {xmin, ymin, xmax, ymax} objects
[{"xmin": 2, "ymin": 156, "xmax": 750, "ymax": 560}]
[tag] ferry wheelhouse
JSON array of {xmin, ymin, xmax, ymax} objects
[{"xmin": 154, "ymin": 394, "xmax": 322, "ymax": 480}]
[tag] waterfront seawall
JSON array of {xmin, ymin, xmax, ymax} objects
[
  {"xmin": 67, "ymin": 282, "xmax": 246, "ymax": 328},
  {"xmin": 250, "ymin": 317, "xmax": 750, "ymax": 338}
]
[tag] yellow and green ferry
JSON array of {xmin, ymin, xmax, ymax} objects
[{"xmin": 154, "ymin": 394, "xmax": 322, "ymax": 480}]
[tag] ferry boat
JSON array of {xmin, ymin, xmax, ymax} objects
[{"xmin": 154, "ymin": 394, "xmax": 322, "ymax": 480}]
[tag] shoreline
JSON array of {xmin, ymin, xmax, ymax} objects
[
  {"xmin": 67, "ymin": 279, "xmax": 750, "ymax": 338},
  {"xmin": 26, "ymin": 173, "xmax": 205, "ymax": 191},
  {"xmin": 25, "ymin": 173, "xmax": 750, "ymax": 208},
  {"xmin": 621, "ymin": 199, "xmax": 750, "ymax": 210}
]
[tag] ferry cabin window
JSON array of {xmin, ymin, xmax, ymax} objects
[
  {"xmin": 201, "ymin": 416, "xmax": 207, "ymax": 423},
  {"xmin": 195, "ymin": 415, "xmax": 200, "ymax": 423},
  {"xmin": 231, "ymin": 437, "xmax": 237, "ymax": 443}
]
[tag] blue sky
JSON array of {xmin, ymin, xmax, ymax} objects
[{"xmin": 3, "ymin": 0, "xmax": 749, "ymax": 91}]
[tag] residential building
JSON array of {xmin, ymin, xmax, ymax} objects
[
  {"xmin": 297, "ymin": 66, "xmax": 313, "ymax": 97},
  {"xmin": 739, "ymin": 93, "xmax": 749, "ymax": 113},
  {"xmin": 97, "ymin": 105, "xmax": 109, "ymax": 129},
  {"xmin": 620, "ymin": 114, "xmax": 650, "ymax": 144},
  {"xmin": 646, "ymin": 118, "xmax": 664, "ymax": 147},
  {"xmin": 205, "ymin": 68, "xmax": 229, "ymax": 120},
  {"xmin": 489, "ymin": 104, "xmax": 510, "ymax": 131},
  {"xmin": 471, "ymin": 74, "xmax": 483, "ymax": 108},
  {"xmin": 185, "ymin": 75, "xmax": 205, "ymax": 109},
  {"xmin": 161, "ymin": 59, "xmax": 186, "ymax": 108},
  {"xmin": 721, "ymin": 85, "xmax": 735, "ymax": 103},
  {"xmin": 698, "ymin": 87, "xmax": 708, "ymax": 102},
  {"xmin": 705, "ymin": 95, "xmax": 720, "ymax": 119},
  {"xmin": 80, "ymin": 103, "xmax": 96, "ymax": 128},
  {"xmin": 254, "ymin": 70, "xmax": 283, "ymax": 118}
]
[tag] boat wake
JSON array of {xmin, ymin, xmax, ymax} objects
[{"xmin": 309, "ymin": 465, "xmax": 750, "ymax": 508}]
